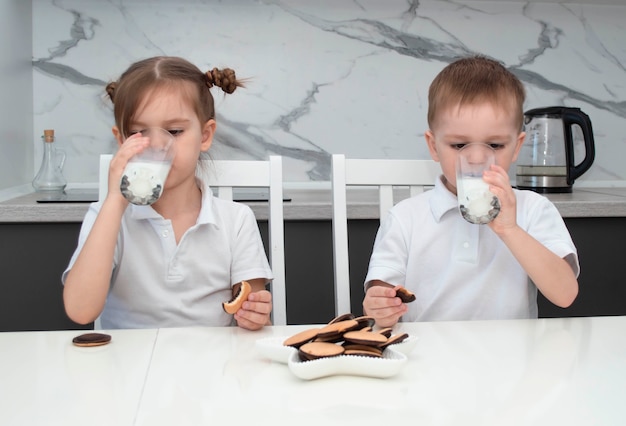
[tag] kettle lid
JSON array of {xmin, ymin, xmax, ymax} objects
[{"xmin": 524, "ymin": 106, "xmax": 582, "ymax": 119}]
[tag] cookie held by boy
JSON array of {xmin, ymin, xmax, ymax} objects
[{"xmin": 395, "ymin": 287, "xmax": 416, "ymax": 303}]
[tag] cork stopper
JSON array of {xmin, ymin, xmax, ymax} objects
[{"xmin": 43, "ymin": 129, "xmax": 55, "ymax": 143}]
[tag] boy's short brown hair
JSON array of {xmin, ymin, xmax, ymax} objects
[{"xmin": 427, "ymin": 55, "xmax": 526, "ymax": 131}]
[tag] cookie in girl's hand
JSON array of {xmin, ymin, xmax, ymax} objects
[{"xmin": 223, "ymin": 280, "xmax": 252, "ymax": 314}]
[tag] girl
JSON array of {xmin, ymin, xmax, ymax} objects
[{"xmin": 63, "ymin": 56, "xmax": 274, "ymax": 330}]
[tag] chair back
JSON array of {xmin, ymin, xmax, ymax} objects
[
  {"xmin": 200, "ymin": 156, "xmax": 286, "ymax": 325},
  {"xmin": 330, "ymin": 154, "xmax": 440, "ymax": 316},
  {"xmin": 98, "ymin": 154, "xmax": 287, "ymax": 325}
]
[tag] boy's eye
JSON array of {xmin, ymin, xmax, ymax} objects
[
  {"xmin": 127, "ymin": 129, "xmax": 183, "ymax": 138},
  {"xmin": 488, "ymin": 143, "xmax": 505, "ymax": 150},
  {"xmin": 452, "ymin": 143, "xmax": 468, "ymax": 150}
]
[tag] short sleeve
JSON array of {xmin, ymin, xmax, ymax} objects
[
  {"xmin": 61, "ymin": 202, "xmax": 120, "ymax": 285},
  {"xmin": 364, "ymin": 211, "xmax": 410, "ymax": 290},
  {"xmin": 229, "ymin": 205, "xmax": 273, "ymax": 285},
  {"xmin": 523, "ymin": 194, "xmax": 580, "ymax": 278}
]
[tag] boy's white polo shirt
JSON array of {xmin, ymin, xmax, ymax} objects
[
  {"xmin": 365, "ymin": 176, "xmax": 579, "ymax": 321},
  {"xmin": 63, "ymin": 181, "xmax": 273, "ymax": 329}
]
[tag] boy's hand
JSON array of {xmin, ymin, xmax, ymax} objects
[
  {"xmin": 234, "ymin": 289, "xmax": 273, "ymax": 330},
  {"xmin": 363, "ymin": 282, "xmax": 408, "ymax": 328},
  {"xmin": 483, "ymin": 164, "xmax": 518, "ymax": 236}
]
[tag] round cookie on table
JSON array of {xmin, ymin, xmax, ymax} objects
[{"xmin": 72, "ymin": 332, "xmax": 112, "ymax": 347}]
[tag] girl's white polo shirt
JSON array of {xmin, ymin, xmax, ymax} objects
[{"xmin": 63, "ymin": 181, "xmax": 273, "ymax": 329}]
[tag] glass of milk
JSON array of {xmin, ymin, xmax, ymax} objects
[
  {"xmin": 456, "ymin": 144, "xmax": 500, "ymax": 224},
  {"xmin": 120, "ymin": 128, "xmax": 176, "ymax": 206}
]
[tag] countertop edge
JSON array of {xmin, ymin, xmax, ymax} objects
[{"xmin": 2, "ymin": 188, "xmax": 626, "ymax": 222}]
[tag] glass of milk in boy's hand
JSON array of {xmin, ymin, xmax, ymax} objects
[
  {"xmin": 120, "ymin": 128, "xmax": 176, "ymax": 206},
  {"xmin": 456, "ymin": 144, "xmax": 500, "ymax": 225}
]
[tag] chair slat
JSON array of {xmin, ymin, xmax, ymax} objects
[{"xmin": 331, "ymin": 154, "xmax": 439, "ymax": 318}]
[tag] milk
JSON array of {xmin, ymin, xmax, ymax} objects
[
  {"xmin": 457, "ymin": 177, "xmax": 500, "ymax": 224},
  {"xmin": 120, "ymin": 161, "xmax": 171, "ymax": 205}
]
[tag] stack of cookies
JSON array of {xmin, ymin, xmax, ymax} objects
[{"xmin": 283, "ymin": 313, "xmax": 409, "ymax": 361}]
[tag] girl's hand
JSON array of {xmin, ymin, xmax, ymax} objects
[
  {"xmin": 483, "ymin": 164, "xmax": 519, "ymax": 236},
  {"xmin": 362, "ymin": 281, "xmax": 408, "ymax": 328},
  {"xmin": 234, "ymin": 289, "xmax": 273, "ymax": 330},
  {"xmin": 107, "ymin": 133, "xmax": 149, "ymax": 201}
]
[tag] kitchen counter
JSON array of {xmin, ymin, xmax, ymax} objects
[
  {"xmin": 1, "ymin": 186, "xmax": 626, "ymax": 222},
  {"xmin": 2, "ymin": 185, "xmax": 626, "ymax": 330}
]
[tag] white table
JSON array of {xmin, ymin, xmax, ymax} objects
[
  {"xmin": 0, "ymin": 328, "xmax": 158, "ymax": 426},
  {"xmin": 2, "ymin": 317, "xmax": 626, "ymax": 425}
]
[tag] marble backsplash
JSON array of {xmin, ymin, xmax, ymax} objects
[{"xmin": 32, "ymin": 0, "xmax": 626, "ymax": 186}]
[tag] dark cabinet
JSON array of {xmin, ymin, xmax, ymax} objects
[
  {"xmin": 0, "ymin": 217, "xmax": 624, "ymax": 331},
  {"xmin": 537, "ymin": 217, "xmax": 626, "ymax": 318},
  {"xmin": 0, "ymin": 223, "xmax": 91, "ymax": 331}
]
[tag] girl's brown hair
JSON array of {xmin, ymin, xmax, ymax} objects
[
  {"xmin": 427, "ymin": 55, "xmax": 526, "ymax": 131},
  {"xmin": 105, "ymin": 56, "xmax": 243, "ymax": 137}
]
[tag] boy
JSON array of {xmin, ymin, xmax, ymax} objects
[{"xmin": 362, "ymin": 56, "xmax": 579, "ymax": 327}]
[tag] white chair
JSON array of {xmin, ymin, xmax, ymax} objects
[
  {"xmin": 330, "ymin": 154, "xmax": 440, "ymax": 316},
  {"xmin": 200, "ymin": 156, "xmax": 286, "ymax": 325},
  {"xmin": 98, "ymin": 154, "xmax": 287, "ymax": 326}
]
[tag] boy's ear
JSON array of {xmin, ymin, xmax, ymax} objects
[
  {"xmin": 511, "ymin": 131, "xmax": 526, "ymax": 162},
  {"xmin": 201, "ymin": 119, "xmax": 216, "ymax": 152},
  {"xmin": 112, "ymin": 126, "xmax": 123, "ymax": 147},
  {"xmin": 425, "ymin": 130, "xmax": 440, "ymax": 162}
]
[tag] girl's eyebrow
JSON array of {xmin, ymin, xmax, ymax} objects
[
  {"xmin": 131, "ymin": 118, "xmax": 192, "ymax": 127},
  {"xmin": 162, "ymin": 118, "xmax": 192, "ymax": 126}
]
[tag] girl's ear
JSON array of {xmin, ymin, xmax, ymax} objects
[
  {"xmin": 201, "ymin": 119, "xmax": 216, "ymax": 152},
  {"xmin": 112, "ymin": 126, "xmax": 124, "ymax": 147},
  {"xmin": 425, "ymin": 130, "xmax": 440, "ymax": 162}
]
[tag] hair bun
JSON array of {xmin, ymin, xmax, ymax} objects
[
  {"xmin": 105, "ymin": 82, "xmax": 117, "ymax": 102},
  {"xmin": 205, "ymin": 67, "xmax": 239, "ymax": 94}
]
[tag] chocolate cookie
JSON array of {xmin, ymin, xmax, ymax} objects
[
  {"xmin": 298, "ymin": 341, "xmax": 345, "ymax": 361},
  {"xmin": 377, "ymin": 327, "xmax": 393, "ymax": 338},
  {"xmin": 353, "ymin": 316, "xmax": 376, "ymax": 329},
  {"xmin": 223, "ymin": 280, "xmax": 252, "ymax": 314},
  {"xmin": 395, "ymin": 287, "xmax": 416, "ymax": 303},
  {"xmin": 342, "ymin": 344, "xmax": 383, "ymax": 358},
  {"xmin": 343, "ymin": 330, "xmax": 388, "ymax": 347},
  {"xmin": 328, "ymin": 313, "xmax": 356, "ymax": 324},
  {"xmin": 72, "ymin": 332, "xmax": 112, "ymax": 347},
  {"xmin": 381, "ymin": 332, "xmax": 409, "ymax": 350},
  {"xmin": 283, "ymin": 328, "xmax": 321, "ymax": 348},
  {"xmin": 316, "ymin": 319, "xmax": 360, "ymax": 341}
]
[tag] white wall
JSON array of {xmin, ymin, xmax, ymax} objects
[
  {"xmin": 29, "ymin": 0, "xmax": 626, "ymax": 187},
  {"xmin": 0, "ymin": 0, "xmax": 33, "ymax": 192}
]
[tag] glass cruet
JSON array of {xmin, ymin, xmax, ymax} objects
[{"xmin": 32, "ymin": 129, "xmax": 67, "ymax": 193}]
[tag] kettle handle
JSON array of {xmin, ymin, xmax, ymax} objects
[{"xmin": 563, "ymin": 108, "xmax": 595, "ymax": 185}]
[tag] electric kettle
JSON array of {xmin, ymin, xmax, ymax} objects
[{"xmin": 516, "ymin": 106, "xmax": 595, "ymax": 193}]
